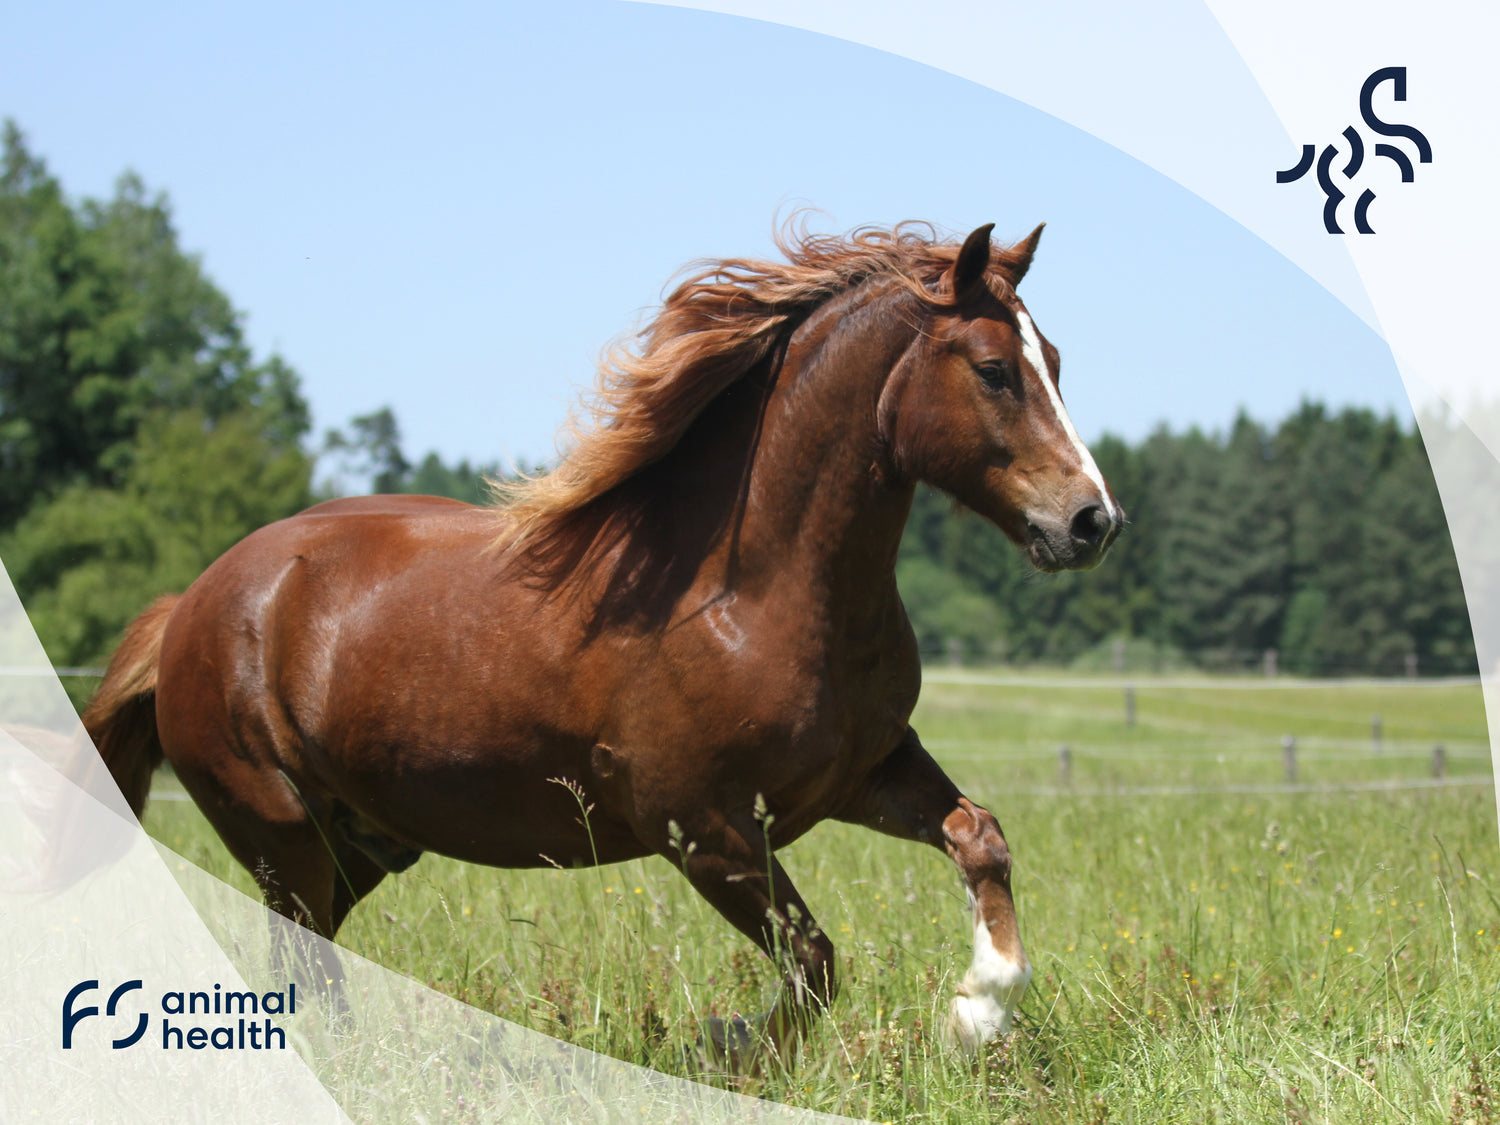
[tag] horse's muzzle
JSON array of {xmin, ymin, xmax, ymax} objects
[{"xmin": 1025, "ymin": 500, "xmax": 1122, "ymax": 572}]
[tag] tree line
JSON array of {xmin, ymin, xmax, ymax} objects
[
  {"xmin": 0, "ymin": 124, "xmax": 1475, "ymax": 679},
  {"xmin": 0, "ymin": 123, "xmax": 313, "ymax": 672}
]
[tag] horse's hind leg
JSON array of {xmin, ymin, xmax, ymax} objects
[
  {"xmin": 170, "ymin": 756, "xmax": 355, "ymax": 1001},
  {"xmin": 330, "ymin": 844, "xmax": 389, "ymax": 934},
  {"xmin": 233, "ymin": 821, "xmax": 352, "ymax": 996},
  {"xmin": 836, "ymin": 727, "xmax": 1031, "ymax": 1049},
  {"xmin": 667, "ymin": 811, "xmax": 836, "ymax": 1068},
  {"xmin": 264, "ymin": 837, "xmax": 388, "ymax": 1008}
]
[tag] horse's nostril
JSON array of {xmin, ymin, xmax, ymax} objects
[{"xmin": 1069, "ymin": 504, "xmax": 1112, "ymax": 547}]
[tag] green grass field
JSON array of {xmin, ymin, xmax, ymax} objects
[{"xmin": 143, "ymin": 675, "xmax": 1499, "ymax": 1124}]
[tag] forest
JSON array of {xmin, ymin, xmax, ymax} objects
[{"xmin": 0, "ymin": 124, "xmax": 1476, "ymax": 678}]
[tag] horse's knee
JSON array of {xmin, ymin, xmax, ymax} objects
[{"xmin": 942, "ymin": 797, "xmax": 1012, "ymax": 887}]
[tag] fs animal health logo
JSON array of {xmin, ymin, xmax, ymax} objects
[
  {"xmin": 62, "ymin": 979, "xmax": 296, "ymax": 1051},
  {"xmin": 1275, "ymin": 67, "xmax": 1432, "ymax": 234}
]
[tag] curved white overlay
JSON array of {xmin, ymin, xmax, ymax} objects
[{"xmin": 5, "ymin": 2, "xmax": 1497, "ymax": 1119}]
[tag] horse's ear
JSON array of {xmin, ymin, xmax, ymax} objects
[
  {"xmin": 949, "ymin": 223, "xmax": 995, "ymax": 295},
  {"xmin": 1010, "ymin": 223, "xmax": 1045, "ymax": 286}
]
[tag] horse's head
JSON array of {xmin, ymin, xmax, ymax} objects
[{"xmin": 881, "ymin": 224, "xmax": 1122, "ymax": 572}]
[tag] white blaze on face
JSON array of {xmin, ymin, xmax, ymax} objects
[{"xmin": 1013, "ymin": 307, "xmax": 1118, "ymax": 522}]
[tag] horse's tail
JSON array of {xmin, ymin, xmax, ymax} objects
[{"xmin": 81, "ymin": 594, "xmax": 179, "ymax": 818}]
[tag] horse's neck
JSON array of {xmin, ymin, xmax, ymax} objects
[
  {"xmin": 727, "ymin": 283, "xmax": 919, "ymax": 609},
  {"xmin": 583, "ymin": 280, "xmax": 920, "ymax": 636}
]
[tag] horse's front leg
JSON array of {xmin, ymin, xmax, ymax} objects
[
  {"xmin": 836, "ymin": 727, "xmax": 1032, "ymax": 1049},
  {"xmin": 665, "ymin": 809, "xmax": 836, "ymax": 1069}
]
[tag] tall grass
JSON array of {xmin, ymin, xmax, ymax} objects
[{"xmin": 144, "ymin": 677, "xmax": 1498, "ymax": 1122}]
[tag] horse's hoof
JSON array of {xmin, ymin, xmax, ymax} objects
[
  {"xmin": 944, "ymin": 942, "xmax": 1031, "ymax": 1050},
  {"xmin": 695, "ymin": 1015, "xmax": 762, "ymax": 1074},
  {"xmin": 944, "ymin": 988, "xmax": 1021, "ymax": 1051}
]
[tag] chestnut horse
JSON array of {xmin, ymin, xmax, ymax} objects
[{"xmin": 85, "ymin": 223, "xmax": 1120, "ymax": 1059}]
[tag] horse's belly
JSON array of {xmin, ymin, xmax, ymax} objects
[{"xmin": 330, "ymin": 742, "xmax": 654, "ymax": 869}]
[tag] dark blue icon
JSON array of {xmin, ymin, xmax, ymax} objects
[
  {"xmin": 62, "ymin": 979, "xmax": 148, "ymax": 1049},
  {"xmin": 1276, "ymin": 67, "xmax": 1431, "ymax": 234}
]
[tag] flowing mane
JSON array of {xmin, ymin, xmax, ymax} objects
[{"xmin": 491, "ymin": 221, "xmax": 1034, "ymax": 570}]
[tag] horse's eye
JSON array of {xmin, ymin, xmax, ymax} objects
[{"xmin": 973, "ymin": 361, "xmax": 1014, "ymax": 393}]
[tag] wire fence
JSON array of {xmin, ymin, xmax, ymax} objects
[
  {"xmin": 914, "ymin": 637, "xmax": 1481, "ymax": 679},
  {"xmin": 921, "ymin": 670, "xmax": 1484, "ymax": 691},
  {"xmin": 915, "ymin": 668, "xmax": 1493, "ymax": 798}
]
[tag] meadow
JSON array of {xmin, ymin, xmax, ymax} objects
[{"xmin": 143, "ymin": 674, "xmax": 1498, "ymax": 1124}]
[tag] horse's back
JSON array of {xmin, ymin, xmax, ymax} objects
[
  {"xmin": 158, "ymin": 494, "xmax": 509, "ymax": 703},
  {"xmin": 153, "ymin": 496, "xmax": 489, "ymax": 754},
  {"xmin": 294, "ymin": 493, "xmax": 476, "ymax": 518},
  {"xmin": 168, "ymin": 495, "xmax": 498, "ymax": 630}
]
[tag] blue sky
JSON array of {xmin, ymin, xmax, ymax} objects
[{"xmin": 4, "ymin": 0, "xmax": 1407, "ymax": 473}]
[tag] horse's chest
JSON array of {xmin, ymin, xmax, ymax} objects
[
  {"xmin": 702, "ymin": 647, "xmax": 918, "ymax": 817},
  {"xmin": 594, "ymin": 591, "xmax": 919, "ymax": 832}
]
